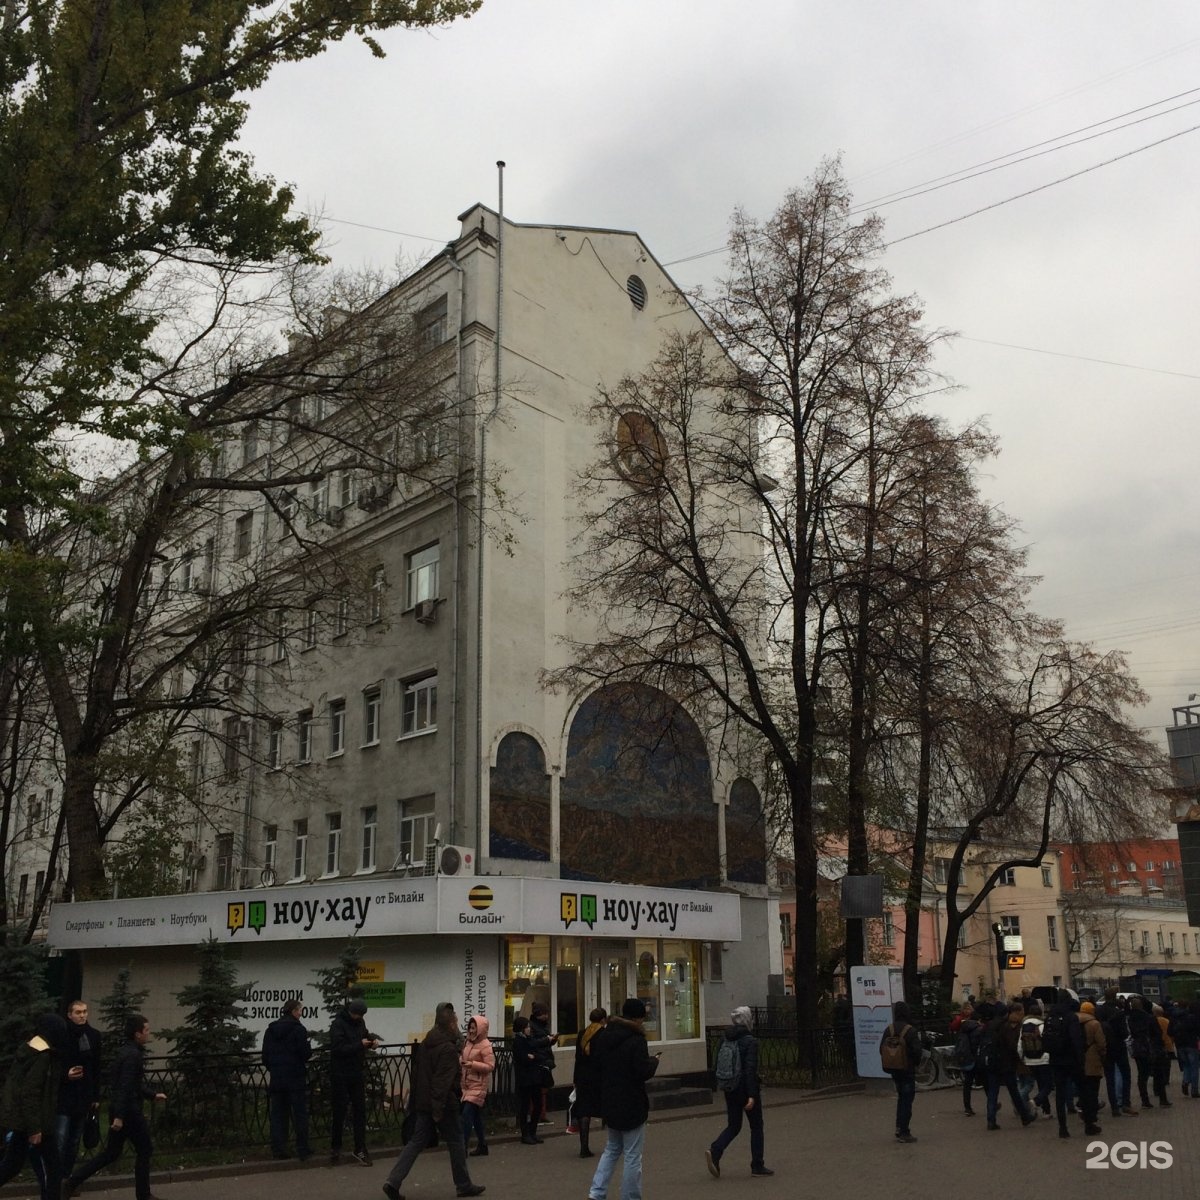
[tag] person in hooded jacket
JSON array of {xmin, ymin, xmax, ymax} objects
[
  {"xmin": 587, "ymin": 998, "xmax": 660, "ymax": 1200},
  {"xmin": 1045, "ymin": 991, "xmax": 1087, "ymax": 1139},
  {"xmin": 329, "ymin": 998, "xmax": 380, "ymax": 1166},
  {"xmin": 1075, "ymin": 1002, "xmax": 1106, "ymax": 1133},
  {"xmin": 705, "ymin": 1006, "xmax": 772, "ymax": 1177},
  {"xmin": 955, "ymin": 1003, "xmax": 985, "ymax": 1116},
  {"xmin": 1127, "ymin": 995, "xmax": 1163, "ymax": 1109},
  {"xmin": 459, "ymin": 1015, "xmax": 495, "ymax": 1157},
  {"xmin": 0, "ymin": 1013, "xmax": 69, "ymax": 1200},
  {"xmin": 982, "ymin": 1002, "xmax": 1036, "ymax": 1130},
  {"xmin": 573, "ymin": 1008, "xmax": 607, "ymax": 1158},
  {"xmin": 1096, "ymin": 989, "xmax": 1135, "ymax": 1116},
  {"xmin": 382, "ymin": 1003, "xmax": 484, "ymax": 1200},
  {"xmin": 261, "ymin": 998, "xmax": 312, "ymax": 1161}
]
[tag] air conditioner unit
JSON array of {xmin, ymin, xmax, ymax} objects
[
  {"xmin": 326, "ymin": 506, "xmax": 345, "ymax": 527},
  {"xmin": 438, "ymin": 844, "xmax": 475, "ymax": 877},
  {"xmin": 1138, "ymin": 945, "xmax": 1149, "ymax": 956},
  {"xmin": 414, "ymin": 598, "xmax": 438, "ymax": 624}
]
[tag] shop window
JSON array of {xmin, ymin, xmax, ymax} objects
[
  {"xmin": 504, "ymin": 935, "xmax": 551, "ymax": 1037},
  {"xmin": 662, "ymin": 940, "xmax": 699, "ymax": 1040},
  {"xmin": 556, "ymin": 938, "xmax": 583, "ymax": 1045},
  {"xmin": 635, "ymin": 941, "xmax": 660, "ymax": 1039}
]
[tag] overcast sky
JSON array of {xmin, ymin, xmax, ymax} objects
[{"xmin": 240, "ymin": 1, "xmax": 1200, "ymax": 743}]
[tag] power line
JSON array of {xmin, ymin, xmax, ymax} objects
[
  {"xmin": 885, "ymin": 121, "xmax": 1200, "ymax": 247},
  {"xmin": 324, "ymin": 216, "xmax": 447, "ymax": 244},
  {"xmin": 959, "ymin": 336, "xmax": 1200, "ymax": 381}
]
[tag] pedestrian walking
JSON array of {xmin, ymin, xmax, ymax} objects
[
  {"xmin": 1174, "ymin": 999, "xmax": 1200, "ymax": 1098},
  {"xmin": 1076, "ymin": 1002, "xmax": 1106, "ymax": 1132},
  {"xmin": 55, "ymin": 1000, "xmax": 102, "ymax": 1177},
  {"xmin": 954, "ymin": 1003, "xmax": 984, "ymax": 1116},
  {"xmin": 1127, "ymin": 995, "xmax": 1161, "ymax": 1109},
  {"xmin": 0, "ymin": 1014, "xmax": 70, "ymax": 1200},
  {"xmin": 382, "ymin": 1002, "xmax": 484, "ymax": 1200},
  {"xmin": 573, "ymin": 1008, "xmax": 607, "ymax": 1158},
  {"xmin": 460, "ymin": 1015, "xmax": 495, "ymax": 1156},
  {"xmin": 1153, "ymin": 1003, "xmax": 1174, "ymax": 1106},
  {"xmin": 512, "ymin": 1017, "xmax": 543, "ymax": 1144},
  {"xmin": 1044, "ymin": 991, "xmax": 1087, "ymax": 1138},
  {"xmin": 981, "ymin": 1001, "xmax": 1035, "ymax": 1130},
  {"xmin": 1096, "ymin": 989, "xmax": 1135, "ymax": 1117},
  {"xmin": 587, "ymin": 998, "xmax": 660, "ymax": 1200},
  {"xmin": 877, "ymin": 1001, "xmax": 922, "ymax": 1143},
  {"xmin": 329, "ymin": 998, "xmax": 379, "ymax": 1166},
  {"xmin": 528, "ymin": 1002, "xmax": 558, "ymax": 1125},
  {"xmin": 62, "ymin": 1013, "xmax": 166, "ymax": 1200},
  {"xmin": 705, "ymin": 1006, "xmax": 772, "ymax": 1177},
  {"xmin": 262, "ymin": 998, "xmax": 313, "ymax": 1161}
]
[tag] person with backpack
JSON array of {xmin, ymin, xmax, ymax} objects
[
  {"xmin": 1096, "ymin": 989, "xmax": 1135, "ymax": 1117},
  {"xmin": 1127, "ymin": 995, "xmax": 1162, "ymax": 1108},
  {"xmin": 1044, "ymin": 990, "xmax": 1087, "ymax": 1138},
  {"xmin": 1018, "ymin": 1000, "xmax": 1053, "ymax": 1118},
  {"xmin": 955, "ymin": 1004, "xmax": 984, "ymax": 1116},
  {"xmin": 705, "ymin": 1006, "xmax": 772, "ymax": 1177},
  {"xmin": 981, "ymin": 1002, "xmax": 1035, "ymax": 1131},
  {"xmin": 877, "ymin": 1001, "xmax": 922, "ymax": 1143}
]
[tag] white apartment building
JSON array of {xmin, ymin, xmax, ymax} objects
[{"xmin": 45, "ymin": 203, "xmax": 772, "ymax": 1068}]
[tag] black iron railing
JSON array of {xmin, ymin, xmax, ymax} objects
[
  {"xmin": 132, "ymin": 1039, "xmax": 517, "ymax": 1152},
  {"xmin": 705, "ymin": 1025, "xmax": 857, "ymax": 1088}
]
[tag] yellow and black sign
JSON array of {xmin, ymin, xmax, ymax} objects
[
  {"xmin": 468, "ymin": 885, "xmax": 494, "ymax": 911},
  {"xmin": 1004, "ymin": 952, "xmax": 1027, "ymax": 970}
]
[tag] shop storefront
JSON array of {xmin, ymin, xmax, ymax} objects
[{"xmin": 48, "ymin": 875, "xmax": 740, "ymax": 1073}]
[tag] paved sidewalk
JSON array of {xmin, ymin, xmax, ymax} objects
[{"xmin": 42, "ymin": 1084, "xmax": 1200, "ymax": 1200}]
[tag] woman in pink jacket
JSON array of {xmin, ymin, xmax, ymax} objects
[{"xmin": 460, "ymin": 1016, "xmax": 495, "ymax": 1156}]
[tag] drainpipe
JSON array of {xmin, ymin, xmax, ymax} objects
[
  {"xmin": 475, "ymin": 162, "xmax": 505, "ymax": 857},
  {"xmin": 444, "ymin": 249, "xmax": 465, "ymax": 843}
]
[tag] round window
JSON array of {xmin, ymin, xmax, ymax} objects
[
  {"xmin": 626, "ymin": 274, "xmax": 647, "ymax": 310},
  {"xmin": 615, "ymin": 411, "xmax": 667, "ymax": 481}
]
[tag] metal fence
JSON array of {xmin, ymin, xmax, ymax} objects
[
  {"xmin": 136, "ymin": 1039, "xmax": 518, "ymax": 1152},
  {"xmin": 705, "ymin": 1024, "xmax": 857, "ymax": 1088}
]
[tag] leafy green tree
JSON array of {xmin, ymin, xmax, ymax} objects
[
  {"xmin": 162, "ymin": 934, "xmax": 255, "ymax": 1140},
  {"xmin": 96, "ymin": 964, "xmax": 150, "ymax": 1072},
  {"xmin": 0, "ymin": 932, "xmax": 50, "ymax": 1075}
]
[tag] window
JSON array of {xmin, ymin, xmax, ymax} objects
[
  {"xmin": 397, "ymin": 796, "xmax": 436, "ymax": 867},
  {"xmin": 1071, "ymin": 861, "xmax": 1081, "ymax": 874},
  {"xmin": 324, "ymin": 813, "xmax": 342, "ymax": 876},
  {"xmin": 1170, "ymin": 931, "xmax": 1177, "ymax": 952},
  {"xmin": 1146, "ymin": 861, "xmax": 1155, "ymax": 872},
  {"xmin": 338, "ymin": 471, "xmax": 357, "ymax": 512},
  {"xmin": 998, "ymin": 867, "xmax": 1016, "ymax": 886},
  {"xmin": 222, "ymin": 717, "xmax": 246, "ymax": 777},
  {"xmin": 267, "ymin": 720, "xmax": 283, "ymax": 770},
  {"xmin": 706, "ymin": 941, "xmax": 723, "ymax": 983},
  {"xmin": 401, "ymin": 674, "xmax": 437, "ymax": 736},
  {"xmin": 214, "ymin": 833, "xmax": 235, "ymax": 890},
  {"xmin": 882, "ymin": 911, "xmax": 895, "ymax": 947},
  {"xmin": 292, "ymin": 819, "xmax": 308, "ymax": 880},
  {"xmin": 416, "ymin": 295, "xmax": 448, "ymax": 351},
  {"xmin": 1041, "ymin": 865, "xmax": 1053, "ymax": 887},
  {"xmin": 1157, "ymin": 930, "xmax": 1165, "ymax": 951},
  {"xmin": 369, "ymin": 566, "xmax": 386, "ymax": 623},
  {"xmin": 328, "ymin": 699, "xmax": 345, "ymax": 756},
  {"xmin": 406, "ymin": 544, "xmax": 439, "ymax": 608},
  {"xmin": 240, "ymin": 422, "xmax": 258, "ymax": 467},
  {"xmin": 278, "ymin": 488, "xmax": 299, "ymax": 532},
  {"xmin": 779, "ymin": 912, "xmax": 792, "ymax": 949},
  {"xmin": 1128, "ymin": 861, "xmax": 1138, "ymax": 872},
  {"xmin": 1131, "ymin": 930, "xmax": 1137, "ymax": 950},
  {"xmin": 999, "ymin": 915, "xmax": 1021, "ymax": 937},
  {"xmin": 957, "ymin": 923, "xmax": 968, "ymax": 949},
  {"xmin": 309, "ymin": 477, "xmax": 329, "ymax": 521},
  {"xmin": 1109, "ymin": 862, "xmax": 1119, "ymax": 873},
  {"xmin": 1142, "ymin": 930, "xmax": 1151, "ymax": 949},
  {"xmin": 298, "ymin": 709, "xmax": 313, "ymax": 764},
  {"xmin": 363, "ymin": 687, "xmax": 381, "ymax": 746},
  {"xmin": 234, "ymin": 512, "xmax": 254, "ymax": 558},
  {"xmin": 271, "ymin": 609, "xmax": 287, "ymax": 662},
  {"xmin": 1046, "ymin": 915, "xmax": 1058, "ymax": 950},
  {"xmin": 16, "ymin": 874, "xmax": 28, "ymax": 917},
  {"xmin": 41, "ymin": 791, "xmax": 51, "ymax": 835},
  {"xmin": 264, "ymin": 825, "xmax": 278, "ymax": 875},
  {"xmin": 360, "ymin": 806, "xmax": 377, "ymax": 872},
  {"xmin": 229, "ymin": 627, "xmax": 250, "ymax": 675},
  {"xmin": 34, "ymin": 870, "xmax": 44, "ymax": 906},
  {"xmin": 302, "ymin": 604, "xmax": 318, "ymax": 651},
  {"xmin": 334, "ymin": 596, "xmax": 349, "ymax": 638},
  {"xmin": 24, "ymin": 797, "xmax": 36, "ymax": 840},
  {"xmin": 1163, "ymin": 860, "xmax": 1177, "ymax": 871},
  {"xmin": 1090, "ymin": 928, "xmax": 1102, "ymax": 952}
]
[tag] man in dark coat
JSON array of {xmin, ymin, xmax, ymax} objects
[
  {"xmin": 56, "ymin": 999, "xmax": 102, "ymax": 1176},
  {"xmin": 586, "ymin": 997, "xmax": 660, "ymax": 1200},
  {"xmin": 262, "ymin": 998, "xmax": 312, "ymax": 1161},
  {"xmin": 573, "ymin": 1007, "xmax": 608, "ymax": 1157},
  {"xmin": 1096, "ymin": 989, "xmax": 1134, "ymax": 1115},
  {"xmin": 983, "ymin": 1001, "xmax": 1035, "ymax": 1130},
  {"xmin": 1045, "ymin": 990, "xmax": 1087, "ymax": 1138},
  {"xmin": 382, "ymin": 1002, "xmax": 484, "ymax": 1200},
  {"xmin": 0, "ymin": 1013, "xmax": 70, "ymax": 1200},
  {"xmin": 329, "ymin": 998, "xmax": 379, "ymax": 1166},
  {"xmin": 705, "ymin": 1006, "xmax": 772, "ymax": 1177},
  {"xmin": 63, "ymin": 1013, "xmax": 167, "ymax": 1200},
  {"xmin": 878, "ymin": 1000, "xmax": 924, "ymax": 1143}
]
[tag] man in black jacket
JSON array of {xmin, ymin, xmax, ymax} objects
[
  {"xmin": 705, "ymin": 1006, "xmax": 772, "ymax": 1177},
  {"xmin": 262, "ymin": 998, "xmax": 313, "ymax": 1161},
  {"xmin": 56, "ymin": 999, "xmax": 102, "ymax": 1176},
  {"xmin": 1096, "ymin": 989, "xmax": 1135, "ymax": 1116},
  {"xmin": 586, "ymin": 998, "xmax": 660, "ymax": 1200},
  {"xmin": 329, "ymin": 998, "xmax": 379, "ymax": 1166},
  {"xmin": 63, "ymin": 1013, "xmax": 166, "ymax": 1200},
  {"xmin": 1045, "ymin": 991, "xmax": 1087, "ymax": 1138},
  {"xmin": 382, "ymin": 1003, "xmax": 484, "ymax": 1200},
  {"xmin": 879, "ymin": 1001, "xmax": 924, "ymax": 1143}
]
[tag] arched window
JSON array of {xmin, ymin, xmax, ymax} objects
[
  {"xmin": 488, "ymin": 732, "xmax": 551, "ymax": 861},
  {"xmin": 726, "ymin": 778, "xmax": 766, "ymax": 884}
]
